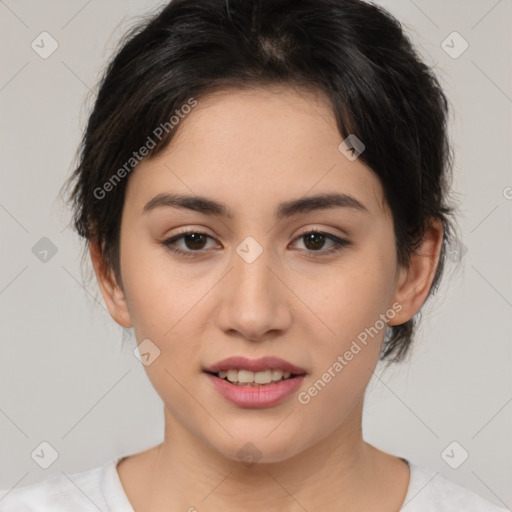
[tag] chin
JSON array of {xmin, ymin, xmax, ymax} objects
[{"xmin": 208, "ymin": 431, "xmax": 307, "ymax": 466}]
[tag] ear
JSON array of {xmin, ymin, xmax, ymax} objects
[
  {"xmin": 389, "ymin": 218, "xmax": 444, "ymax": 326},
  {"xmin": 89, "ymin": 239, "xmax": 132, "ymax": 328}
]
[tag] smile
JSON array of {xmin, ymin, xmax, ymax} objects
[{"xmin": 216, "ymin": 369, "xmax": 293, "ymax": 385}]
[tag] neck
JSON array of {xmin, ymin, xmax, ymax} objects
[{"xmin": 133, "ymin": 401, "xmax": 399, "ymax": 512}]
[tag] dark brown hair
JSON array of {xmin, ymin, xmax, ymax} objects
[{"xmin": 64, "ymin": 0, "xmax": 456, "ymax": 361}]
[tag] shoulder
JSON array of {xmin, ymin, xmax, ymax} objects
[
  {"xmin": 0, "ymin": 457, "xmax": 128, "ymax": 512},
  {"xmin": 402, "ymin": 463, "xmax": 508, "ymax": 512}
]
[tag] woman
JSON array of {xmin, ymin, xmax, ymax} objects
[{"xmin": 1, "ymin": 0, "xmax": 506, "ymax": 510}]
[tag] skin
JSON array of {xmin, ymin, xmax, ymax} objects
[{"xmin": 90, "ymin": 85, "xmax": 443, "ymax": 512}]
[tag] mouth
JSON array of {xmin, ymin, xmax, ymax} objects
[
  {"xmin": 203, "ymin": 358, "xmax": 307, "ymax": 408},
  {"xmin": 202, "ymin": 355, "xmax": 308, "ymax": 391},
  {"xmin": 205, "ymin": 368, "xmax": 304, "ymax": 387}
]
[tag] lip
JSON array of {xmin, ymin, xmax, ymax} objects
[
  {"xmin": 205, "ymin": 373, "xmax": 306, "ymax": 408},
  {"xmin": 203, "ymin": 356, "xmax": 307, "ymax": 375}
]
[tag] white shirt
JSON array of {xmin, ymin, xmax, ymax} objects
[{"xmin": 0, "ymin": 456, "xmax": 508, "ymax": 511}]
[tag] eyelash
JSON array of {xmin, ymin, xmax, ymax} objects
[{"xmin": 161, "ymin": 229, "xmax": 352, "ymax": 258}]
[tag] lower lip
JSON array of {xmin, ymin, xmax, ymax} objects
[{"xmin": 205, "ymin": 373, "xmax": 306, "ymax": 408}]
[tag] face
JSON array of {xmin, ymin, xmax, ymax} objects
[{"xmin": 96, "ymin": 86, "xmax": 421, "ymax": 464}]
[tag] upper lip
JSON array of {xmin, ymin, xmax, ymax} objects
[{"xmin": 203, "ymin": 356, "xmax": 307, "ymax": 375}]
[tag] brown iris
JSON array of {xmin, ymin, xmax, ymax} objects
[
  {"xmin": 302, "ymin": 232, "xmax": 327, "ymax": 251},
  {"xmin": 183, "ymin": 233, "xmax": 208, "ymax": 250}
]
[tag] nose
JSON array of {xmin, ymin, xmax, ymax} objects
[{"xmin": 215, "ymin": 246, "xmax": 292, "ymax": 342}]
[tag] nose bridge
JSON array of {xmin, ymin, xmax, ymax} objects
[
  {"xmin": 215, "ymin": 237, "xmax": 291, "ymax": 340},
  {"xmin": 234, "ymin": 244, "xmax": 274, "ymax": 302}
]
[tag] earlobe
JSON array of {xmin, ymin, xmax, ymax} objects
[
  {"xmin": 89, "ymin": 239, "xmax": 133, "ymax": 328},
  {"xmin": 389, "ymin": 218, "xmax": 443, "ymax": 326}
]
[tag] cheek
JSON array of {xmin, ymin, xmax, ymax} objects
[
  {"xmin": 295, "ymin": 349, "xmax": 376, "ymax": 444},
  {"xmin": 290, "ymin": 239, "xmax": 398, "ymax": 418},
  {"xmin": 297, "ymin": 245, "xmax": 397, "ymax": 350},
  {"xmin": 120, "ymin": 239, "xmax": 220, "ymax": 391},
  {"xmin": 293, "ymin": 260, "xmax": 394, "ymax": 427},
  {"xmin": 120, "ymin": 235, "xmax": 200, "ymax": 337},
  {"xmin": 120, "ymin": 247, "xmax": 207, "ymax": 411}
]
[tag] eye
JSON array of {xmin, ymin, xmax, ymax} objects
[
  {"xmin": 162, "ymin": 230, "xmax": 219, "ymax": 257},
  {"xmin": 290, "ymin": 229, "xmax": 352, "ymax": 256},
  {"xmin": 162, "ymin": 228, "xmax": 351, "ymax": 258}
]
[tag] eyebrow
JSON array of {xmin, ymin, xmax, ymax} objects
[{"xmin": 142, "ymin": 192, "xmax": 369, "ymax": 219}]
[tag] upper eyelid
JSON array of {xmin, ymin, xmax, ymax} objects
[
  {"xmin": 164, "ymin": 228, "xmax": 348, "ymax": 249},
  {"xmin": 167, "ymin": 224, "xmax": 347, "ymax": 240}
]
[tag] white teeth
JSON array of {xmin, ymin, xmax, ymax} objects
[
  {"xmin": 227, "ymin": 369, "xmax": 238, "ymax": 381},
  {"xmin": 238, "ymin": 370, "xmax": 255, "ymax": 383},
  {"xmin": 254, "ymin": 370, "xmax": 272, "ymax": 384},
  {"xmin": 216, "ymin": 369, "xmax": 295, "ymax": 385},
  {"xmin": 271, "ymin": 370, "xmax": 284, "ymax": 381}
]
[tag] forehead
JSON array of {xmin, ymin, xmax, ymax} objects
[{"xmin": 125, "ymin": 86, "xmax": 389, "ymax": 219}]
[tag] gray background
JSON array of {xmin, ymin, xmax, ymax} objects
[{"xmin": 1, "ymin": 0, "xmax": 511, "ymax": 508}]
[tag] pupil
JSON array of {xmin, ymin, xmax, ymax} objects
[
  {"xmin": 304, "ymin": 232, "xmax": 325, "ymax": 251},
  {"xmin": 185, "ymin": 233, "xmax": 206, "ymax": 250}
]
